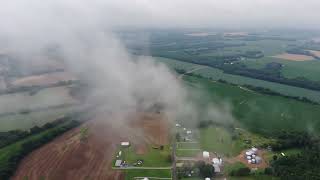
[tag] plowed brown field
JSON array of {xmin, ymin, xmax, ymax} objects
[{"xmin": 12, "ymin": 112, "xmax": 170, "ymax": 180}]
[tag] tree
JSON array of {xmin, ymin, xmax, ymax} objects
[{"xmin": 196, "ymin": 161, "xmax": 214, "ymax": 178}]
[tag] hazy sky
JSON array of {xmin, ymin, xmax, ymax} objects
[{"xmin": 1, "ymin": 0, "xmax": 320, "ymax": 30}]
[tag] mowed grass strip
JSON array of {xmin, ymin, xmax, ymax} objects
[{"xmin": 122, "ymin": 146, "xmax": 171, "ymax": 167}]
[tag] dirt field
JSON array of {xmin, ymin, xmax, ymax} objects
[
  {"xmin": 234, "ymin": 150, "xmax": 269, "ymax": 169},
  {"xmin": 272, "ymin": 53, "xmax": 314, "ymax": 61},
  {"xmin": 12, "ymin": 112, "xmax": 170, "ymax": 180},
  {"xmin": 11, "ymin": 71, "xmax": 76, "ymax": 87}
]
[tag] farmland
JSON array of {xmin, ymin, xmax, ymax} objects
[
  {"xmin": 12, "ymin": 112, "xmax": 171, "ymax": 180},
  {"xmin": 11, "ymin": 71, "xmax": 76, "ymax": 87},
  {"xmin": 272, "ymin": 53, "xmax": 314, "ymax": 61},
  {"xmin": 0, "ymin": 86, "xmax": 77, "ymax": 115},
  {"xmin": 0, "ymin": 105, "xmax": 76, "ymax": 131},
  {"xmin": 183, "ymin": 75, "xmax": 320, "ymax": 135},
  {"xmin": 155, "ymin": 57, "xmax": 320, "ymax": 103}
]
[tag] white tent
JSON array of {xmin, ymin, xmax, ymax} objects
[
  {"xmin": 203, "ymin": 151, "xmax": 210, "ymax": 158},
  {"xmin": 245, "ymin": 151, "xmax": 253, "ymax": 156},
  {"xmin": 121, "ymin": 142, "xmax": 130, "ymax": 147}
]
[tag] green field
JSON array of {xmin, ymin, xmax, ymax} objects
[
  {"xmin": 154, "ymin": 57, "xmax": 320, "ymax": 103},
  {"xmin": 243, "ymin": 57, "xmax": 320, "ymax": 82},
  {"xmin": 176, "ymin": 149, "xmax": 200, "ymax": 157},
  {"xmin": 116, "ymin": 145, "xmax": 171, "ymax": 167},
  {"xmin": 124, "ymin": 169, "xmax": 172, "ymax": 180},
  {"xmin": 184, "ymin": 75, "xmax": 320, "ymax": 135},
  {"xmin": 0, "ymin": 105, "xmax": 77, "ymax": 131},
  {"xmin": 199, "ymin": 126, "xmax": 243, "ymax": 157}
]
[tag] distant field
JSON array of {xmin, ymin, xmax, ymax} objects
[
  {"xmin": 184, "ymin": 76, "xmax": 320, "ymax": 135},
  {"xmin": 308, "ymin": 50, "xmax": 320, "ymax": 57},
  {"xmin": 154, "ymin": 57, "xmax": 320, "ymax": 103},
  {"xmin": 11, "ymin": 71, "xmax": 76, "ymax": 87},
  {"xmin": 243, "ymin": 57, "xmax": 320, "ymax": 82},
  {"xmin": 0, "ymin": 105, "xmax": 76, "ymax": 131},
  {"xmin": 0, "ymin": 86, "xmax": 77, "ymax": 114},
  {"xmin": 153, "ymin": 56, "xmax": 203, "ymax": 71},
  {"xmin": 272, "ymin": 53, "xmax": 314, "ymax": 61}
]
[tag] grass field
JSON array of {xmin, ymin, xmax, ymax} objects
[
  {"xmin": 118, "ymin": 145, "xmax": 171, "ymax": 167},
  {"xmin": 124, "ymin": 169, "xmax": 172, "ymax": 180},
  {"xmin": 0, "ymin": 105, "xmax": 76, "ymax": 131},
  {"xmin": 199, "ymin": 127, "xmax": 243, "ymax": 157},
  {"xmin": 184, "ymin": 75, "xmax": 320, "ymax": 135},
  {"xmin": 243, "ymin": 57, "xmax": 320, "ymax": 82},
  {"xmin": 154, "ymin": 56, "xmax": 320, "ymax": 103}
]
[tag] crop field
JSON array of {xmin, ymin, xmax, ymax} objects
[
  {"xmin": 155, "ymin": 57, "xmax": 320, "ymax": 103},
  {"xmin": 11, "ymin": 71, "xmax": 76, "ymax": 87},
  {"xmin": 0, "ymin": 105, "xmax": 76, "ymax": 131},
  {"xmin": 243, "ymin": 57, "xmax": 320, "ymax": 82},
  {"xmin": 184, "ymin": 76, "xmax": 320, "ymax": 135},
  {"xmin": 13, "ymin": 113, "xmax": 170, "ymax": 180},
  {"xmin": 0, "ymin": 86, "xmax": 77, "ymax": 114},
  {"xmin": 272, "ymin": 53, "xmax": 314, "ymax": 61}
]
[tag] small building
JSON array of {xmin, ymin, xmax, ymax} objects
[
  {"xmin": 115, "ymin": 160, "xmax": 122, "ymax": 167},
  {"xmin": 203, "ymin": 151, "xmax": 210, "ymax": 158},
  {"xmin": 121, "ymin": 142, "xmax": 130, "ymax": 147},
  {"xmin": 205, "ymin": 178, "xmax": 211, "ymax": 180},
  {"xmin": 176, "ymin": 123, "xmax": 181, "ymax": 127}
]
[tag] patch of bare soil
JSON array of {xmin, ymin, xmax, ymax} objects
[
  {"xmin": 272, "ymin": 53, "xmax": 314, "ymax": 61},
  {"xmin": 234, "ymin": 150, "xmax": 269, "ymax": 169}
]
